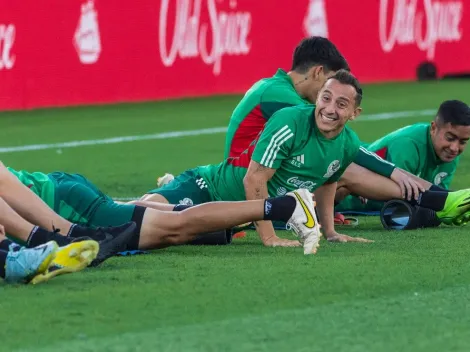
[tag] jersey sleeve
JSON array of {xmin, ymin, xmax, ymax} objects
[
  {"xmin": 251, "ymin": 108, "xmax": 297, "ymax": 169},
  {"xmin": 259, "ymin": 85, "xmax": 306, "ymax": 120},
  {"xmin": 386, "ymin": 139, "xmax": 420, "ymax": 174},
  {"xmin": 354, "ymin": 146, "xmax": 396, "ymax": 178}
]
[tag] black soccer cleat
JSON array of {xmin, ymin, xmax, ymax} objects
[{"xmin": 84, "ymin": 222, "xmax": 138, "ymax": 267}]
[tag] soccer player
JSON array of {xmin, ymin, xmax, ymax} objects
[
  {"xmin": 142, "ymin": 71, "xmax": 470, "ymax": 244},
  {"xmin": 336, "ymin": 100, "xmax": 470, "ymax": 218},
  {"xmin": 1, "ymin": 162, "xmax": 321, "ymax": 254}
]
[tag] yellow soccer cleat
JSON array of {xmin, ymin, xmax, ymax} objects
[{"xmin": 30, "ymin": 240, "xmax": 99, "ymax": 285}]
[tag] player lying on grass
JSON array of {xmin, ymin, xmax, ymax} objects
[
  {"xmin": 335, "ymin": 99, "xmax": 470, "ymax": 228},
  {"xmin": 159, "ymin": 36, "xmax": 425, "ymax": 227},
  {"xmin": 0, "ymin": 201, "xmax": 99, "ymax": 285},
  {"xmin": 141, "ymin": 70, "xmax": 470, "ymax": 244},
  {"xmin": 0, "ymin": 162, "xmax": 322, "ymax": 255}
]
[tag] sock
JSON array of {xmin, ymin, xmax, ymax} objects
[
  {"xmin": 173, "ymin": 204, "xmax": 193, "ymax": 211},
  {"xmin": 409, "ymin": 191, "xmax": 448, "ymax": 211},
  {"xmin": 0, "ymin": 250, "xmax": 7, "ymax": 279},
  {"xmin": 430, "ymin": 185, "xmax": 450, "ymax": 193},
  {"xmin": 27, "ymin": 226, "xmax": 71, "ymax": 247},
  {"xmin": 0, "ymin": 239, "xmax": 18, "ymax": 252},
  {"xmin": 263, "ymin": 196, "xmax": 297, "ymax": 222},
  {"xmin": 68, "ymin": 224, "xmax": 108, "ymax": 241}
]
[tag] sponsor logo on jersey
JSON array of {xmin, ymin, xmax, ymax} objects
[
  {"xmin": 303, "ymin": 0, "xmax": 329, "ymax": 38},
  {"xmin": 0, "ymin": 24, "xmax": 15, "ymax": 70},
  {"xmin": 290, "ymin": 154, "xmax": 305, "ymax": 168},
  {"xmin": 74, "ymin": 0, "xmax": 102, "ymax": 65},
  {"xmin": 287, "ymin": 177, "xmax": 316, "ymax": 192},
  {"xmin": 159, "ymin": 0, "xmax": 252, "ymax": 76},
  {"xmin": 379, "ymin": 0, "xmax": 463, "ymax": 60},
  {"xmin": 434, "ymin": 172, "xmax": 448, "ymax": 185},
  {"xmin": 277, "ymin": 187, "xmax": 287, "ymax": 196},
  {"xmin": 323, "ymin": 160, "xmax": 340, "ymax": 178}
]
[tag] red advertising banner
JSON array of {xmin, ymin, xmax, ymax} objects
[{"xmin": 0, "ymin": 0, "xmax": 469, "ymax": 111}]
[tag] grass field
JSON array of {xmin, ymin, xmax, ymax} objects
[{"xmin": 1, "ymin": 79, "xmax": 470, "ymax": 352}]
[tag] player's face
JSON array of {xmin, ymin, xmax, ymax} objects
[
  {"xmin": 431, "ymin": 121, "xmax": 470, "ymax": 162},
  {"xmin": 314, "ymin": 79, "xmax": 362, "ymax": 138}
]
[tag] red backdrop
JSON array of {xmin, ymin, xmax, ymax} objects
[{"xmin": 0, "ymin": 0, "xmax": 468, "ymax": 111}]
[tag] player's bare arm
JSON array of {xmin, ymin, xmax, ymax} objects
[
  {"xmin": 243, "ymin": 160, "xmax": 300, "ymax": 247},
  {"xmin": 315, "ymin": 182, "xmax": 373, "ymax": 243}
]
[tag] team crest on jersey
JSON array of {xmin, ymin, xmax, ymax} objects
[
  {"xmin": 323, "ymin": 160, "xmax": 340, "ymax": 178},
  {"xmin": 434, "ymin": 172, "xmax": 448, "ymax": 185},
  {"xmin": 179, "ymin": 198, "xmax": 194, "ymax": 206}
]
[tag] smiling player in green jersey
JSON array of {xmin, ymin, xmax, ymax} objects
[{"xmin": 336, "ymin": 100, "xmax": 470, "ymax": 222}]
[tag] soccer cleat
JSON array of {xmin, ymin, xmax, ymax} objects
[
  {"xmin": 157, "ymin": 173, "xmax": 175, "ymax": 187},
  {"xmin": 29, "ymin": 240, "xmax": 99, "ymax": 285},
  {"xmin": 89, "ymin": 221, "xmax": 137, "ymax": 267},
  {"xmin": 286, "ymin": 188, "xmax": 322, "ymax": 255},
  {"xmin": 436, "ymin": 189, "xmax": 470, "ymax": 225},
  {"xmin": 5, "ymin": 241, "xmax": 58, "ymax": 284}
]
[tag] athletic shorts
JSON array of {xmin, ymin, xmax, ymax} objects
[
  {"xmin": 48, "ymin": 172, "xmax": 144, "ymax": 228},
  {"xmin": 146, "ymin": 168, "xmax": 213, "ymax": 206}
]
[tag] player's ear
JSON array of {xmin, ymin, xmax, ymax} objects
[
  {"xmin": 430, "ymin": 120, "xmax": 437, "ymax": 134},
  {"xmin": 311, "ymin": 65, "xmax": 323, "ymax": 80},
  {"xmin": 349, "ymin": 107, "xmax": 362, "ymax": 121}
]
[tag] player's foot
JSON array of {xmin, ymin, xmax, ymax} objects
[
  {"xmin": 286, "ymin": 188, "xmax": 322, "ymax": 255},
  {"xmin": 5, "ymin": 241, "xmax": 58, "ymax": 284},
  {"xmin": 451, "ymin": 209, "xmax": 470, "ymax": 226},
  {"xmin": 157, "ymin": 173, "xmax": 175, "ymax": 187},
  {"xmin": 436, "ymin": 189, "xmax": 470, "ymax": 225},
  {"xmin": 89, "ymin": 222, "xmax": 138, "ymax": 267},
  {"xmin": 29, "ymin": 240, "xmax": 99, "ymax": 285}
]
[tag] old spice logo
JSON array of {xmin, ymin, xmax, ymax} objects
[
  {"xmin": 0, "ymin": 24, "xmax": 15, "ymax": 70},
  {"xmin": 74, "ymin": 0, "xmax": 102, "ymax": 64},
  {"xmin": 379, "ymin": 0, "xmax": 463, "ymax": 60},
  {"xmin": 303, "ymin": 0, "xmax": 329, "ymax": 38},
  {"xmin": 159, "ymin": 0, "xmax": 252, "ymax": 75}
]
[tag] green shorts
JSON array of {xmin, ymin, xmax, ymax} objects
[
  {"xmin": 48, "ymin": 172, "xmax": 138, "ymax": 227},
  {"xmin": 146, "ymin": 168, "xmax": 213, "ymax": 206}
]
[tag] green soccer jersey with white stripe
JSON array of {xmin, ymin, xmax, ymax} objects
[{"xmin": 198, "ymin": 104, "xmax": 362, "ymax": 201}]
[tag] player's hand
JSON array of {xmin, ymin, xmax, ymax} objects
[
  {"xmin": 263, "ymin": 236, "xmax": 301, "ymax": 247},
  {"xmin": 325, "ymin": 232, "xmax": 373, "ymax": 243},
  {"xmin": 390, "ymin": 168, "xmax": 425, "ymax": 201}
]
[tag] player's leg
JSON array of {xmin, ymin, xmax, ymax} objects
[
  {"xmin": 136, "ymin": 189, "xmax": 322, "ymax": 254},
  {"xmin": 0, "ymin": 162, "xmax": 74, "ymax": 234}
]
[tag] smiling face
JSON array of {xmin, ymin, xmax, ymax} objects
[
  {"xmin": 314, "ymin": 78, "xmax": 362, "ymax": 138},
  {"xmin": 430, "ymin": 121, "xmax": 470, "ymax": 162}
]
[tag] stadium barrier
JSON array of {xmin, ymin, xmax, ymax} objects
[{"xmin": 1, "ymin": 0, "xmax": 469, "ymax": 111}]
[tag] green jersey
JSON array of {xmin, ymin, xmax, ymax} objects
[
  {"xmin": 224, "ymin": 68, "xmax": 395, "ymax": 178},
  {"xmin": 200, "ymin": 104, "xmax": 362, "ymax": 200},
  {"xmin": 366, "ymin": 123, "xmax": 458, "ymax": 189}
]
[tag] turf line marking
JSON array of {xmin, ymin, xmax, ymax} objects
[{"xmin": 0, "ymin": 109, "xmax": 435, "ymax": 154}]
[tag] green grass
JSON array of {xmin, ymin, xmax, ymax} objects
[{"xmin": 1, "ymin": 79, "xmax": 470, "ymax": 351}]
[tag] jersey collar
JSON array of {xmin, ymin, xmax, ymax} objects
[{"xmin": 273, "ymin": 69, "xmax": 310, "ymax": 104}]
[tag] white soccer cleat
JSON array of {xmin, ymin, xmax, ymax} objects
[
  {"xmin": 157, "ymin": 173, "xmax": 175, "ymax": 187},
  {"xmin": 286, "ymin": 188, "xmax": 322, "ymax": 255}
]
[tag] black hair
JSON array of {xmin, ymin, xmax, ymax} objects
[
  {"xmin": 327, "ymin": 69, "xmax": 362, "ymax": 106},
  {"xmin": 435, "ymin": 100, "xmax": 470, "ymax": 127},
  {"xmin": 291, "ymin": 36, "xmax": 350, "ymax": 74}
]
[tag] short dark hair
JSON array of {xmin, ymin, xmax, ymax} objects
[
  {"xmin": 291, "ymin": 37, "xmax": 350, "ymax": 74},
  {"xmin": 435, "ymin": 100, "xmax": 470, "ymax": 127},
  {"xmin": 327, "ymin": 69, "xmax": 363, "ymax": 106}
]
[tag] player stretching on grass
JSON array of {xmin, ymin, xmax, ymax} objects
[
  {"xmin": 142, "ymin": 70, "xmax": 470, "ymax": 244},
  {"xmin": 335, "ymin": 99, "xmax": 470, "ymax": 227},
  {"xmin": 158, "ymin": 36, "xmax": 425, "ymax": 227},
  {"xmin": 0, "ymin": 161, "xmax": 322, "ymax": 255}
]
